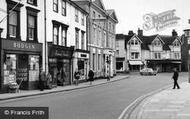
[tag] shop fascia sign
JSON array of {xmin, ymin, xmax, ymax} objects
[
  {"xmin": 13, "ymin": 42, "xmax": 35, "ymax": 49},
  {"xmin": 2, "ymin": 39, "xmax": 42, "ymax": 52}
]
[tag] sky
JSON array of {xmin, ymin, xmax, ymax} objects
[{"xmin": 103, "ymin": 0, "xmax": 190, "ymax": 36}]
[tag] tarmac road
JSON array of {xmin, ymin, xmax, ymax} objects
[{"xmin": 0, "ymin": 72, "xmax": 187, "ymax": 119}]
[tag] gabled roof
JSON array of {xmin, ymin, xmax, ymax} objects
[
  {"xmin": 138, "ymin": 35, "xmax": 158, "ymax": 50},
  {"xmin": 159, "ymin": 35, "xmax": 181, "ymax": 50},
  {"xmin": 106, "ymin": 9, "xmax": 118, "ymax": 23},
  {"xmin": 93, "ymin": 0, "xmax": 105, "ymax": 10}
]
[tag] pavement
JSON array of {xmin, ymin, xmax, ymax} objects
[
  {"xmin": 123, "ymin": 82, "xmax": 190, "ymax": 119},
  {"xmin": 0, "ymin": 75, "xmax": 129, "ymax": 101}
]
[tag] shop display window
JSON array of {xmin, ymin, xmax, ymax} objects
[
  {"xmin": 29, "ymin": 55, "xmax": 39, "ymax": 81},
  {"xmin": 4, "ymin": 54, "xmax": 17, "ymax": 84}
]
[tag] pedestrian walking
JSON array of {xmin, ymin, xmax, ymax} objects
[
  {"xmin": 74, "ymin": 69, "xmax": 80, "ymax": 85},
  {"xmin": 88, "ymin": 69, "xmax": 94, "ymax": 85},
  {"xmin": 172, "ymin": 68, "xmax": 180, "ymax": 89},
  {"xmin": 39, "ymin": 68, "xmax": 46, "ymax": 91}
]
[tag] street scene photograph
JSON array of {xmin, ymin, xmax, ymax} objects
[{"xmin": 0, "ymin": 0, "xmax": 190, "ymax": 119}]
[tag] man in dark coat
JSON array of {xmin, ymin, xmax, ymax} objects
[
  {"xmin": 39, "ymin": 68, "xmax": 46, "ymax": 91},
  {"xmin": 88, "ymin": 69, "xmax": 94, "ymax": 85},
  {"xmin": 172, "ymin": 68, "xmax": 180, "ymax": 89}
]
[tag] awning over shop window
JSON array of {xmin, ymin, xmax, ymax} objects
[
  {"xmin": 129, "ymin": 61, "xmax": 143, "ymax": 65},
  {"xmin": 171, "ymin": 61, "xmax": 182, "ymax": 64}
]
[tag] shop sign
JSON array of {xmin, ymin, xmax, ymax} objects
[{"xmin": 2, "ymin": 39, "xmax": 42, "ymax": 52}]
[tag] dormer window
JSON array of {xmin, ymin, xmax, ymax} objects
[
  {"xmin": 173, "ymin": 40, "xmax": 180, "ymax": 46},
  {"xmin": 153, "ymin": 40, "xmax": 161, "ymax": 46},
  {"xmin": 129, "ymin": 39, "xmax": 139, "ymax": 46}
]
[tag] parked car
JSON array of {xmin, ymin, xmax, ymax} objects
[{"xmin": 140, "ymin": 68, "xmax": 157, "ymax": 76}]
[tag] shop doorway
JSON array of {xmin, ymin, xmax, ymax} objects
[
  {"xmin": 58, "ymin": 59, "xmax": 71, "ymax": 85},
  {"xmin": 17, "ymin": 54, "xmax": 28, "ymax": 89}
]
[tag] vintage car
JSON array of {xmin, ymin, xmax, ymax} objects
[{"xmin": 140, "ymin": 68, "xmax": 157, "ymax": 76}]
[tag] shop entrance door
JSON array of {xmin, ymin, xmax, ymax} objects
[
  {"xmin": 17, "ymin": 54, "xmax": 28, "ymax": 89},
  {"xmin": 57, "ymin": 59, "xmax": 71, "ymax": 85}
]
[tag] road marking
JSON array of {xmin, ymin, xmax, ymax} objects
[{"xmin": 118, "ymin": 83, "xmax": 174, "ymax": 119}]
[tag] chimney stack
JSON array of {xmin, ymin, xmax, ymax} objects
[
  {"xmin": 137, "ymin": 28, "xmax": 143, "ymax": 36},
  {"xmin": 128, "ymin": 30, "xmax": 134, "ymax": 36},
  {"xmin": 172, "ymin": 29, "xmax": 178, "ymax": 36}
]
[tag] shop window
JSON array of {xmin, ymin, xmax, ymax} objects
[
  {"xmin": 4, "ymin": 54, "xmax": 17, "ymax": 84},
  {"xmin": 116, "ymin": 62, "xmax": 123, "ymax": 70},
  {"xmin": 53, "ymin": 0, "xmax": 58, "ymax": 12},
  {"xmin": 29, "ymin": 55, "xmax": 39, "ymax": 81}
]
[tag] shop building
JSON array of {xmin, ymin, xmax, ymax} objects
[
  {"xmin": 73, "ymin": 0, "xmax": 118, "ymax": 78},
  {"xmin": 45, "ymin": 0, "xmax": 88, "ymax": 85},
  {"xmin": 116, "ymin": 29, "xmax": 182, "ymax": 72},
  {"xmin": 0, "ymin": 0, "xmax": 44, "ymax": 92}
]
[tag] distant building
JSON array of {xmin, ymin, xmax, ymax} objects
[
  {"xmin": 181, "ymin": 29, "xmax": 190, "ymax": 71},
  {"xmin": 116, "ymin": 29, "xmax": 182, "ymax": 72},
  {"xmin": 73, "ymin": 0, "xmax": 118, "ymax": 78}
]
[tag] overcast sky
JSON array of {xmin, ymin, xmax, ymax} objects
[{"xmin": 103, "ymin": 0, "xmax": 190, "ymax": 36}]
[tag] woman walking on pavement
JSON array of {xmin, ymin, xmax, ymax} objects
[
  {"xmin": 172, "ymin": 68, "xmax": 180, "ymax": 89},
  {"xmin": 88, "ymin": 69, "xmax": 94, "ymax": 85}
]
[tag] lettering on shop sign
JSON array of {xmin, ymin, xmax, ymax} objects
[
  {"xmin": 143, "ymin": 9, "xmax": 180, "ymax": 31},
  {"xmin": 55, "ymin": 50, "xmax": 70, "ymax": 57},
  {"xmin": 13, "ymin": 42, "xmax": 35, "ymax": 49}
]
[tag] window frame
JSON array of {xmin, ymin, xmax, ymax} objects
[
  {"xmin": 131, "ymin": 52, "xmax": 140, "ymax": 60},
  {"xmin": 75, "ymin": 9, "xmax": 79, "ymax": 23},
  {"xmin": 26, "ymin": 7, "xmax": 39, "ymax": 42},
  {"xmin": 81, "ymin": 14, "xmax": 85, "ymax": 26},
  {"xmin": 61, "ymin": 27, "xmax": 67, "ymax": 46},
  {"xmin": 53, "ymin": 25, "xmax": 59, "ymax": 45},
  {"xmin": 27, "ymin": 0, "xmax": 37, "ymax": 6},
  {"xmin": 27, "ymin": 15, "xmax": 36, "ymax": 41},
  {"xmin": 154, "ymin": 52, "xmax": 161, "ymax": 59},
  {"xmin": 75, "ymin": 28, "xmax": 79, "ymax": 49},
  {"xmin": 81, "ymin": 31, "xmax": 85, "ymax": 50},
  {"xmin": 62, "ymin": 0, "xmax": 66, "ymax": 16},
  {"xmin": 53, "ymin": 0, "xmax": 58, "ymax": 13},
  {"xmin": 8, "ymin": 10, "xmax": 18, "ymax": 38}
]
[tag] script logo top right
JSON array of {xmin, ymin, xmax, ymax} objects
[{"xmin": 143, "ymin": 9, "xmax": 180, "ymax": 31}]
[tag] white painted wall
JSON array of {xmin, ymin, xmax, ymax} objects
[{"xmin": 46, "ymin": 0, "xmax": 87, "ymax": 48}]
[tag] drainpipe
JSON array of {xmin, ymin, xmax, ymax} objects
[
  {"xmin": 0, "ymin": 28, "xmax": 3, "ymax": 91},
  {"xmin": 44, "ymin": 0, "xmax": 47, "ymax": 73}
]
